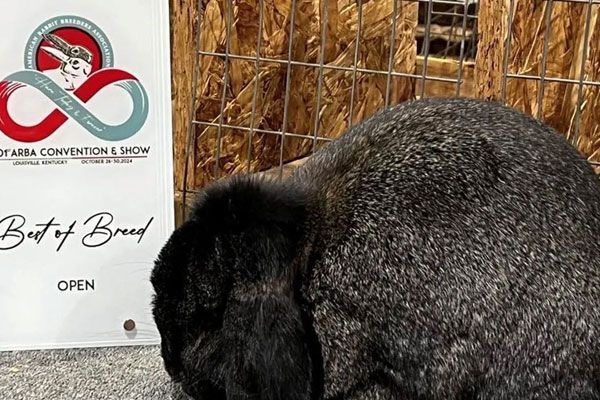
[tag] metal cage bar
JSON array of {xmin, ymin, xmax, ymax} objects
[
  {"xmin": 246, "ymin": 0, "xmax": 266, "ymax": 174},
  {"xmin": 420, "ymin": 0, "xmax": 434, "ymax": 98},
  {"xmin": 385, "ymin": 0, "xmax": 400, "ymax": 108},
  {"xmin": 278, "ymin": 0, "xmax": 299, "ymax": 179},
  {"xmin": 501, "ymin": 0, "xmax": 515, "ymax": 102},
  {"xmin": 348, "ymin": 0, "xmax": 364, "ymax": 127},
  {"xmin": 182, "ymin": 0, "xmax": 205, "ymax": 212},
  {"xmin": 213, "ymin": 0, "xmax": 234, "ymax": 180},
  {"xmin": 312, "ymin": 0, "xmax": 330, "ymax": 151},
  {"xmin": 535, "ymin": 0, "xmax": 554, "ymax": 121},
  {"xmin": 455, "ymin": 0, "xmax": 469, "ymax": 96},
  {"xmin": 572, "ymin": 0, "xmax": 596, "ymax": 146}
]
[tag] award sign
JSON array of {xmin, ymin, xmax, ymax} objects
[{"xmin": 0, "ymin": 1, "xmax": 174, "ymax": 350}]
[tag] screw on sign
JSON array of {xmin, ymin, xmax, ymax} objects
[{"xmin": 123, "ymin": 319, "xmax": 136, "ymax": 332}]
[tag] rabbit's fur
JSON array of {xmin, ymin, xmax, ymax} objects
[{"xmin": 151, "ymin": 97, "xmax": 600, "ymax": 400}]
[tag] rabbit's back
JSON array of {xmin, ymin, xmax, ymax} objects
[{"xmin": 293, "ymin": 97, "xmax": 600, "ymax": 398}]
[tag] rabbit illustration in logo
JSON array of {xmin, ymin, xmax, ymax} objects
[
  {"xmin": 151, "ymin": 98, "xmax": 600, "ymax": 400},
  {"xmin": 40, "ymin": 33, "xmax": 93, "ymax": 91}
]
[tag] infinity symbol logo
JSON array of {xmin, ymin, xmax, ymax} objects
[{"xmin": 0, "ymin": 69, "xmax": 149, "ymax": 143}]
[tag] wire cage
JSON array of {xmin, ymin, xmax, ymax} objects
[{"xmin": 173, "ymin": 0, "xmax": 600, "ymax": 220}]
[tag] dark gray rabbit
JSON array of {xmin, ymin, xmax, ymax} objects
[{"xmin": 151, "ymin": 97, "xmax": 600, "ymax": 400}]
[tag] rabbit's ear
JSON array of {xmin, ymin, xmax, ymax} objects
[
  {"xmin": 151, "ymin": 219, "xmax": 202, "ymax": 381},
  {"xmin": 192, "ymin": 176, "xmax": 315, "ymax": 398},
  {"xmin": 192, "ymin": 175, "xmax": 311, "ymax": 282},
  {"xmin": 223, "ymin": 282, "xmax": 314, "ymax": 400}
]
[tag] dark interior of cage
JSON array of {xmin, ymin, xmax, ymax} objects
[{"xmin": 416, "ymin": 1, "xmax": 479, "ymax": 60}]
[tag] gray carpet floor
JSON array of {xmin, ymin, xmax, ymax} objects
[{"xmin": 0, "ymin": 346, "xmax": 192, "ymax": 400}]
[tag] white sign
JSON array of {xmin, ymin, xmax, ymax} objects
[{"xmin": 0, "ymin": 0, "xmax": 174, "ymax": 351}]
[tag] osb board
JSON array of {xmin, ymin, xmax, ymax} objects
[
  {"xmin": 170, "ymin": 0, "xmax": 201, "ymax": 192},
  {"xmin": 476, "ymin": 0, "xmax": 600, "ymax": 166},
  {"xmin": 474, "ymin": 0, "xmax": 510, "ymax": 101},
  {"xmin": 171, "ymin": 0, "xmax": 600, "ymax": 195},
  {"xmin": 190, "ymin": 0, "xmax": 419, "ymax": 188},
  {"xmin": 416, "ymin": 56, "xmax": 475, "ymax": 98},
  {"xmin": 577, "ymin": 7, "xmax": 600, "ymax": 170}
]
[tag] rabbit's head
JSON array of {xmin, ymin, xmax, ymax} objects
[
  {"xmin": 62, "ymin": 57, "xmax": 92, "ymax": 79},
  {"xmin": 151, "ymin": 176, "xmax": 316, "ymax": 400}
]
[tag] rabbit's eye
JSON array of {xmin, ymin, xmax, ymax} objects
[{"xmin": 72, "ymin": 48, "xmax": 80, "ymax": 55}]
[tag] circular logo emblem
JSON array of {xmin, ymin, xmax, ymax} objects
[{"xmin": 24, "ymin": 16, "xmax": 114, "ymax": 73}]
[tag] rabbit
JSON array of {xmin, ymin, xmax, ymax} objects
[
  {"xmin": 41, "ymin": 33, "xmax": 93, "ymax": 91},
  {"xmin": 151, "ymin": 97, "xmax": 600, "ymax": 400}
]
